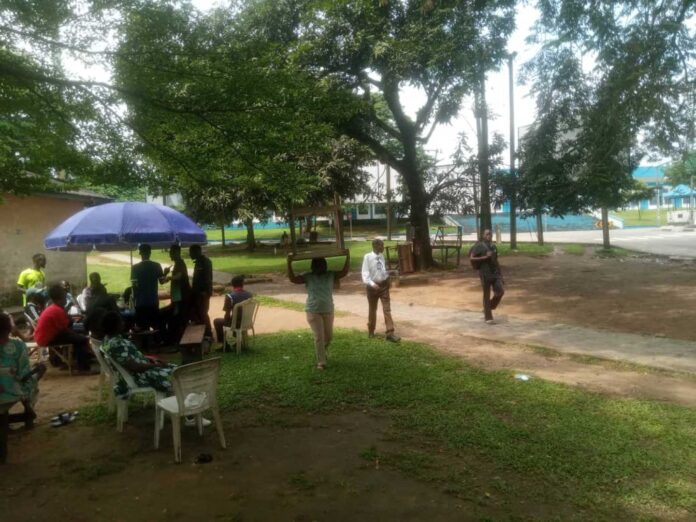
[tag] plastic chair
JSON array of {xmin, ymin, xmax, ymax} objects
[
  {"xmin": 223, "ymin": 299, "xmax": 259, "ymax": 354},
  {"xmin": 90, "ymin": 338, "xmax": 115, "ymax": 412},
  {"xmin": 154, "ymin": 358, "xmax": 226, "ymax": 463},
  {"xmin": 101, "ymin": 348, "xmax": 165, "ymax": 432}
]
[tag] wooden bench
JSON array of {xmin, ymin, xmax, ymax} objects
[{"xmin": 179, "ymin": 324, "xmax": 206, "ymax": 364}]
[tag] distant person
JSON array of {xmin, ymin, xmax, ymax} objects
[
  {"xmin": 130, "ymin": 244, "xmax": 164, "ymax": 333},
  {"xmin": 361, "ymin": 239, "xmax": 400, "ymax": 342},
  {"xmin": 33, "ymin": 284, "xmax": 93, "ymax": 372},
  {"xmin": 80, "ymin": 272, "xmax": 106, "ymax": 311},
  {"xmin": 213, "ymin": 275, "xmax": 253, "ymax": 346},
  {"xmin": 59, "ymin": 280, "xmax": 82, "ymax": 316},
  {"xmin": 83, "ymin": 283, "xmax": 119, "ymax": 340},
  {"xmin": 280, "ymin": 231, "xmax": 290, "ymax": 252},
  {"xmin": 469, "ymin": 229, "xmax": 505, "ymax": 324},
  {"xmin": 288, "ymin": 252, "xmax": 350, "ymax": 370},
  {"xmin": 189, "ymin": 245, "xmax": 213, "ymax": 338},
  {"xmin": 17, "ymin": 254, "xmax": 46, "ymax": 305},
  {"xmin": 0, "ymin": 313, "xmax": 46, "ymax": 427},
  {"xmin": 24, "ymin": 289, "xmax": 46, "ymax": 332},
  {"xmin": 161, "ymin": 244, "xmax": 191, "ymax": 344}
]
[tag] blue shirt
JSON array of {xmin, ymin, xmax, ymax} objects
[{"xmin": 131, "ymin": 260, "xmax": 164, "ymax": 308}]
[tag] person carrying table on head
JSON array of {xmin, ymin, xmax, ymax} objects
[
  {"xmin": 361, "ymin": 239, "xmax": 400, "ymax": 342},
  {"xmin": 17, "ymin": 254, "xmax": 46, "ymax": 306},
  {"xmin": 469, "ymin": 229, "xmax": 505, "ymax": 324},
  {"xmin": 288, "ymin": 251, "xmax": 350, "ymax": 370}
]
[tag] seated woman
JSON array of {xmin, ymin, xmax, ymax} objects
[
  {"xmin": 0, "ymin": 313, "xmax": 46, "ymax": 427},
  {"xmin": 101, "ymin": 311, "xmax": 176, "ymax": 400},
  {"xmin": 84, "ymin": 284, "xmax": 119, "ymax": 340},
  {"xmin": 80, "ymin": 272, "xmax": 107, "ymax": 312}
]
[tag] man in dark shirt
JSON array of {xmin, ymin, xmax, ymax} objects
[
  {"xmin": 469, "ymin": 229, "xmax": 505, "ymax": 324},
  {"xmin": 213, "ymin": 275, "xmax": 252, "ymax": 345},
  {"xmin": 130, "ymin": 244, "xmax": 164, "ymax": 333},
  {"xmin": 189, "ymin": 244, "xmax": 213, "ymax": 338}
]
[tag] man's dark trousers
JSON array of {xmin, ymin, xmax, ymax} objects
[
  {"xmin": 481, "ymin": 275, "xmax": 504, "ymax": 321},
  {"xmin": 191, "ymin": 293, "xmax": 212, "ymax": 338}
]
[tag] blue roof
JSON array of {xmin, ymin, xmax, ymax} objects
[
  {"xmin": 663, "ymin": 184, "xmax": 694, "ymax": 198},
  {"xmin": 632, "ymin": 165, "xmax": 666, "ymax": 181}
]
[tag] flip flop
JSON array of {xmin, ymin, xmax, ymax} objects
[{"xmin": 51, "ymin": 411, "xmax": 79, "ymax": 428}]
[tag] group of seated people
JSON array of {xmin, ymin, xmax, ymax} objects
[{"xmin": 18, "ymin": 269, "xmax": 254, "ymax": 373}]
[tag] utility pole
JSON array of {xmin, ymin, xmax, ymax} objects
[
  {"xmin": 475, "ymin": 69, "xmax": 492, "ymax": 237},
  {"xmin": 508, "ymin": 52, "xmax": 517, "ymax": 249},
  {"xmin": 386, "ymin": 164, "xmax": 392, "ymax": 240}
]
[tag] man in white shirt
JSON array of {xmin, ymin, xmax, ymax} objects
[{"xmin": 361, "ymin": 239, "xmax": 400, "ymax": 342}]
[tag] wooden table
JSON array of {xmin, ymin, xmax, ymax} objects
[{"xmin": 179, "ymin": 324, "xmax": 206, "ymax": 364}]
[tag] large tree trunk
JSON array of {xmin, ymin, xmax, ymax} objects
[
  {"xmin": 400, "ymin": 163, "xmax": 433, "ymax": 269},
  {"xmin": 475, "ymin": 72, "xmax": 492, "ymax": 236},
  {"xmin": 245, "ymin": 217, "xmax": 255, "ymax": 252},
  {"xmin": 601, "ymin": 207, "xmax": 611, "ymax": 249},
  {"xmin": 536, "ymin": 211, "xmax": 544, "ymax": 245},
  {"xmin": 220, "ymin": 223, "xmax": 226, "ymax": 247}
]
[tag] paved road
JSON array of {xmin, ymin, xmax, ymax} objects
[{"xmin": 446, "ymin": 227, "xmax": 696, "ymax": 258}]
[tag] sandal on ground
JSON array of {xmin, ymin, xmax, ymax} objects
[
  {"xmin": 316, "ymin": 363, "xmax": 327, "ymax": 371},
  {"xmin": 51, "ymin": 411, "xmax": 79, "ymax": 428}
]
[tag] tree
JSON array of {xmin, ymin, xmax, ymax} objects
[
  {"xmin": 109, "ymin": 2, "xmax": 373, "ymax": 253},
  {"xmin": 0, "ymin": 2, "xmax": 150, "ymax": 197},
  {"xmin": 523, "ymin": 0, "xmax": 695, "ymax": 248},
  {"xmin": 666, "ymin": 152, "xmax": 696, "ymax": 186},
  {"xmin": 623, "ymin": 181, "xmax": 655, "ymax": 221},
  {"xmin": 293, "ymin": 0, "xmax": 516, "ymax": 267}
]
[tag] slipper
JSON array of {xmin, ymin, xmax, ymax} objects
[
  {"xmin": 51, "ymin": 411, "xmax": 79, "ymax": 428},
  {"xmin": 195, "ymin": 453, "xmax": 213, "ymax": 464}
]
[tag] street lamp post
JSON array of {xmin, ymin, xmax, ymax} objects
[{"xmin": 508, "ymin": 52, "xmax": 517, "ymax": 249}]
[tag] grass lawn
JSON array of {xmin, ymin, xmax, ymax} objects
[
  {"xmin": 614, "ymin": 209, "xmax": 668, "ymax": 227},
  {"xmin": 88, "ymin": 239, "xmax": 561, "ymax": 292},
  {"xmin": 562, "ymin": 243, "xmax": 587, "ymax": 256},
  {"xmin": 86, "ymin": 329, "xmax": 696, "ymax": 519}
]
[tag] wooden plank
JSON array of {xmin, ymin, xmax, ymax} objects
[
  {"xmin": 290, "ymin": 205, "xmax": 339, "ymax": 217},
  {"xmin": 288, "ymin": 248, "xmax": 348, "ymax": 261}
]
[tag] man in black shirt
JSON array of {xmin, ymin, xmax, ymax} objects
[
  {"xmin": 189, "ymin": 244, "xmax": 213, "ymax": 338},
  {"xmin": 469, "ymin": 229, "xmax": 505, "ymax": 324}
]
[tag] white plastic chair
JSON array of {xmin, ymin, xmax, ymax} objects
[
  {"xmin": 101, "ymin": 348, "xmax": 165, "ymax": 432},
  {"xmin": 223, "ymin": 299, "xmax": 259, "ymax": 354},
  {"xmin": 154, "ymin": 358, "xmax": 226, "ymax": 463},
  {"xmin": 90, "ymin": 338, "xmax": 115, "ymax": 412}
]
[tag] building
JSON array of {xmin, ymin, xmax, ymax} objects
[{"xmin": 0, "ymin": 187, "xmax": 111, "ymax": 306}]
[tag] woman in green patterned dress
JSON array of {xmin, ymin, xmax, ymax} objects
[
  {"xmin": 101, "ymin": 311, "xmax": 176, "ymax": 399},
  {"xmin": 0, "ymin": 313, "xmax": 46, "ymax": 422}
]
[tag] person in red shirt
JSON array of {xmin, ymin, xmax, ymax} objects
[{"xmin": 34, "ymin": 285, "xmax": 93, "ymax": 372}]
